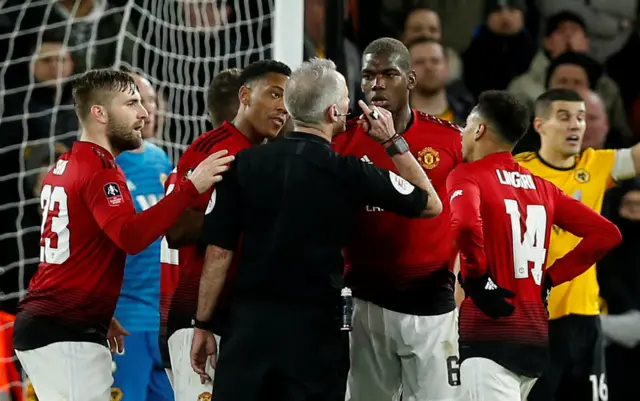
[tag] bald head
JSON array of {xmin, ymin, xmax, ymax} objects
[
  {"xmin": 578, "ymin": 89, "xmax": 608, "ymax": 150},
  {"xmin": 129, "ymin": 73, "xmax": 158, "ymax": 138}
]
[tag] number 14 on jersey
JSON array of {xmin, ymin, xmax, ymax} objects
[{"xmin": 505, "ymin": 199, "xmax": 547, "ymax": 286}]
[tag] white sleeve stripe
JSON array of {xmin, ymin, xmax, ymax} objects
[{"xmin": 611, "ymin": 148, "xmax": 636, "ymax": 181}]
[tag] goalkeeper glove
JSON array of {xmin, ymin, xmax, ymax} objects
[{"xmin": 462, "ymin": 273, "xmax": 515, "ymax": 319}]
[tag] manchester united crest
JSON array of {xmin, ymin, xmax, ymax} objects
[
  {"xmin": 198, "ymin": 392, "xmax": 212, "ymax": 401},
  {"xmin": 417, "ymin": 147, "xmax": 440, "ymax": 169},
  {"xmin": 574, "ymin": 168, "xmax": 590, "ymax": 183}
]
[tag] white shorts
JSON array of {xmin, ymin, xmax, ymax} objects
[
  {"xmin": 168, "ymin": 328, "xmax": 218, "ymax": 401},
  {"xmin": 347, "ymin": 299, "xmax": 461, "ymax": 401},
  {"xmin": 165, "ymin": 368, "xmax": 173, "ymax": 387},
  {"xmin": 15, "ymin": 341, "xmax": 112, "ymax": 401},
  {"xmin": 460, "ymin": 357, "xmax": 537, "ymax": 401}
]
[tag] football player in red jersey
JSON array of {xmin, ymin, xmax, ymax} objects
[
  {"xmin": 12, "ymin": 69, "xmax": 234, "ymax": 401},
  {"xmin": 165, "ymin": 60, "xmax": 291, "ymax": 401},
  {"xmin": 159, "ymin": 67, "xmax": 243, "ymax": 382},
  {"xmin": 447, "ymin": 90, "xmax": 621, "ymax": 401},
  {"xmin": 332, "ymin": 38, "xmax": 464, "ymax": 401}
]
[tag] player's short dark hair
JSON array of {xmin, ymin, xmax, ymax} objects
[
  {"xmin": 239, "ymin": 60, "xmax": 291, "ymax": 86},
  {"xmin": 534, "ymin": 88, "xmax": 584, "ymax": 119},
  {"xmin": 405, "ymin": 36, "xmax": 445, "ymax": 55},
  {"xmin": 362, "ymin": 37, "xmax": 412, "ymax": 72},
  {"xmin": 32, "ymin": 26, "xmax": 76, "ymax": 53},
  {"xmin": 72, "ymin": 69, "xmax": 138, "ymax": 121},
  {"xmin": 474, "ymin": 90, "xmax": 530, "ymax": 145},
  {"xmin": 41, "ymin": 26, "xmax": 68, "ymax": 45},
  {"xmin": 207, "ymin": 68, "xmax": 243, "ymax": 127}
]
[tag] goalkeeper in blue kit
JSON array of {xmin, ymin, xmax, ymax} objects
[{"xmin": 113, "ymin": 73, "xmax": 174, "ymax": 401}]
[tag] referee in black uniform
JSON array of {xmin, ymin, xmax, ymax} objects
[{"xmin": 190, "ymin": 57, "xmax": 442, "ymax": 401}]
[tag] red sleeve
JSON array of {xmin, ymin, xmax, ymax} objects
[
  {"xmin": 82, "ymin": 167, "xmax": 200, "ymax": 255},
  {"xmin": 177, "ymin": 149, "xmax": 214, "ymax": 210},
  {"xmin": 446, "ymin": 168, "xmax": 487, "ymax": 278},
  {"xmin": 546, "ymin": 187, "xmax": 622, "ymax": 285},
  {"xmin": 163, "ymin": 170, "xmax": 178, "ymax": 194}
]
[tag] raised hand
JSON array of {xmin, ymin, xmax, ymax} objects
[{"xmin": 357, "ymin": 100, "xmax": 396, "ymax": 144}]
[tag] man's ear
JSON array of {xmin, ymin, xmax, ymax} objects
[
  {"xmin": 407, "ymin": 69, "xmax": 417, "ymax": 91},
  {"xmin": 239, "ymin": 85, "xmax": 251, "ymax": 106},
  {"xmin": 90, "ymin": 105, "xmax": 108, "ymax": 125},
  {"xmin": 532, "ymin": 117, "xmax": 544, "ymax": 136},
  {"xmin": 474, "ymin": 123, "xmax": 486, "ymax": 141}
]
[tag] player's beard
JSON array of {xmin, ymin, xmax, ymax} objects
[{"xmin": 107, "ymin": 118, "xmax": 143, "ymax": 153}]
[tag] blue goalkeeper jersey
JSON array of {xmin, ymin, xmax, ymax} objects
[{"xmin": 114, "ymin": 142, "xmax": 173, "ymax": 332}]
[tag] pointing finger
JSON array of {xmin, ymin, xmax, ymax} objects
[{"xmin": 358, "ymin": 100, "xmax": 371, "ymax": 115}]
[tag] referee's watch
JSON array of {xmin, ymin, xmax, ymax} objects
[
  {"xmin": 191, "ymin": 317, "xmax": 210, "ymax": 330},
  {"xmin": 383, "ymin": 134, "xmax": 410, "ymax": 157}
]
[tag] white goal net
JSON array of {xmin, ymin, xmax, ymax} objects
[{"xmin": 0, "ymin": 0, "xmax": 301, "ymax": 396}]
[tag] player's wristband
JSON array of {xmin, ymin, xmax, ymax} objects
[
  {"xmin": 191, "ymin": 317, "xmax": 211, "ymax": 330},
  {"xmin": 383, "ymin": 135, "xmax": 410, "ymax": 157}
]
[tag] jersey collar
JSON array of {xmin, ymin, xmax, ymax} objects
[
  {"xmin": 73, "ymin": 141, "xmax": 115, "ymax": 160},
  {"xmin": 223, "ymin": 121, "xmax": 253, "ymax": 147},
  {"xmin": 284, "ymin": 132, "xmax": 332, "ymax": 148},
  {"xmin": 535, "ymin": 151, "xmax": 577, "ymax": 171}
]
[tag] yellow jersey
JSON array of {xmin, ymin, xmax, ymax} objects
[{"xmin": 515, "ymin": 149, "xmax": 621, "ymax": 319}]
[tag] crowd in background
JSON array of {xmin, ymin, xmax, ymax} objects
[{"xmin": 1, "ymin": 0, "xmax": 640, "ymax": 400}]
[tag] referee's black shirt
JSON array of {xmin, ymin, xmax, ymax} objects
[{"xmin": 200, "ymin": 131, "xmax": 428, "ymax": 304}]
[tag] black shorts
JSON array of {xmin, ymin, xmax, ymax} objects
[
  {"xmin": 212, "ymin": 298, "xmax": 350, "ymax": 401},
  {"xmin": 528, "ymin": 314, "xmax": 606, "ymax": 401}
]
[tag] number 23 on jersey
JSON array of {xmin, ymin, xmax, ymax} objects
[
  {"xmin": 40, "ymin": 184, "xmax": 70, "ymax": 264},
  {"xmin": 504, "ymin": 199, "xmax": 547, "ymax": 286}
]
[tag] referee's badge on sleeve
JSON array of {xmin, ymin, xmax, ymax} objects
[
  {"xmin": 104, "ymin": 182, "xmax": 124, "ymax": 206},
  {"xmin": 389, "ymin": 171, "xmax": 415, "ymax": 195},
  {"xmin": 205, "ymin": 189, "xmax": 217, "ymax": 214}
]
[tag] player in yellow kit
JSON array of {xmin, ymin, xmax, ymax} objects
[{"xmin": 516, "ymin": 88, "xmax": 639, "ymax": 401}]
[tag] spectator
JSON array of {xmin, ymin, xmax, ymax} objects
[
  {"xmin": 401, "ymin": 7, "xmax": 463, "ymax": 82},
  {"xmin": 539, "ymin": 0, "xmax": 638, "ymax": 62},
  {"xmin": 462, "ymin": 0, "xmax": 536, "ymax": 99},
  {"xmin": 508, "ymin": 11, "xmax": 589, "ymax": 109},
  {"xmin": 23, "ymin": 27, "xmax": 79, "ymax": 149},
  {"xmin": 366, "ymin": 0, "xmax": 485, "ymax": 56},
  {"xmin": 598, "ymin": 177, "xmax": 640, "ymax": 401},
  {"xmin": 508, "ymin": 11, "xmax": 632, "ymax": 140},
  {"xmin": 407, "ymin": 37, "xmax": 473, "ymax": 125},
  {"xmin": 2, "ymin": 0, "xmax": 136, "ymax": 78},
  {"xmin": 579, "ymin": 89, "xmax": 609, "ymax": 150},
  {"xmin": 304, "ymin": 0, "xmax": 361, "ymax": 110},
  {"xmin": 577, "ymin": 89, "xmax": 619, "ymax": 150},
  {"xmin": 546, "ymin": 51, "xmax": 632, "ymax": 145}
]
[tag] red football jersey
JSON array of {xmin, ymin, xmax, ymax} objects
[
  {"xmin": 447, "ymin": 151, "xmax": 621, "ymax": 376},
  {"xmin": 168, "ymin": 122, "xmax": 250, "ymax": 335},
  {"xmin": 332, "ymin": 110, "xmax": 462, "ymax": 315},
  {"xmin": 15, "ymin": 142, "xmax": 199, "ymax": 348},
  {"xmin": 159, "ymin": 169, "xmax": 179, "ymax": 365}
]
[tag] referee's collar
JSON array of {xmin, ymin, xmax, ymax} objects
[{"xmin": 283, "ymin": 131, "xmax": 332, "ymax": 147}]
